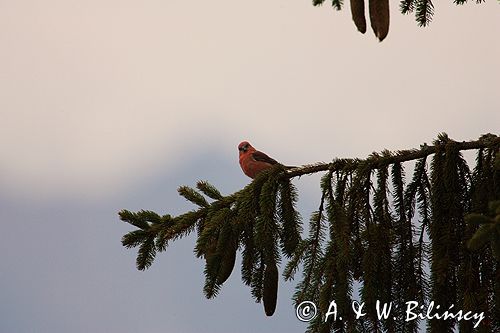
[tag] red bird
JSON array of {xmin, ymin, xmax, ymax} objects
[{"xmin": 238, "ymin": 141, "xmax": 282, "ymax": 179}]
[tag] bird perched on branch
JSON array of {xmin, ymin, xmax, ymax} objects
[{"xmin": 238, "ymin": 141, "xmax": 293, "ymax": 179}]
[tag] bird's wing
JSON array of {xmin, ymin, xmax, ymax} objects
[{"xmin": 251, "ymin": 151, "xmax": 278, "ymax": 165}]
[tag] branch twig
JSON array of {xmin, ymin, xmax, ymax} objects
[{"xmin": 285, "ymin": 134, "xmax": 499, "ymax": 179}]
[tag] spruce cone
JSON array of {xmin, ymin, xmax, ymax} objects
[
  {"xmin": 350, "ymin": 0, "xmax": 367, "ymax": 33},
  {"xmin": 216, "ymin": 240, "xmax": 237, "ymax": 284},
  {"xmin": 263, "ymin": 263, "xmax": 279, "ymax": 316},
  {"xmin": 369, "ymin": 0, "xmax": 390, "ymax": 41}
]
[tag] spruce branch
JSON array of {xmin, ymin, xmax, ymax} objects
[
  {"xmin": 118, "ymin": 133, "xmax": 499, "ymax": 327},
  {"xmin": 415, "ymin": 0, "xmax": 434, "ymax": 27},
  {"xmin": 284, "ymin": 133, "xmax": 499, "ymax": 179},
  {"xmin": 467, "ymin": 201, "xmax": 500, "ymax": 260},
  {"xmin": 318, "ymin": 0, "xmax": 487, "ymax": 40},
  {"xmin": 400, "ymin": 0, "xmax": 416, "ymax": 14}
]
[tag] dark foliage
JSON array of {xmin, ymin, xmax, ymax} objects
[
  {"xmin": 314, "ymin": 0, "xmax": 484, "ymax": 41},
  {"xmin": 119, "ymin": 133, "xmax": 499, "ymax": 331}
]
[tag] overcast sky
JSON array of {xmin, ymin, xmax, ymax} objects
[{"xmin": 1, "ymin": 1, "xmax": 499, "ymax": 332}]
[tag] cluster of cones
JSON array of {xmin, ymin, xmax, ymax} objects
[{"xmin": 351, "ymin": 0, "xmax": 390, "ymax": 41}]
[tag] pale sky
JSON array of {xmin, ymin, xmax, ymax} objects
[{"xmin": 0, "ymin": 1, "xmax": 499, "ymax": 332}]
